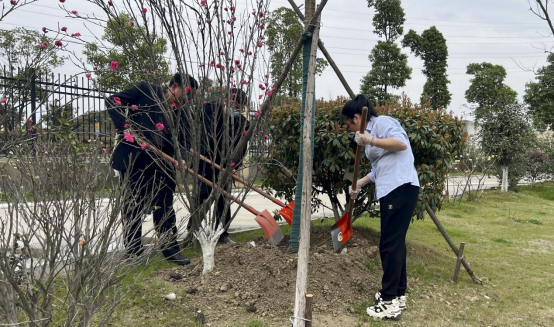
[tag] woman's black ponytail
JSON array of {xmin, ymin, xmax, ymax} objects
[{"xmin": 341, "ymin": 94, "xmax": 378, "ymax": 122}]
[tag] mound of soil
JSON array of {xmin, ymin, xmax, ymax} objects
[{"xmin": 161, "ymin": 228, "xmax": 382, "ymax": 326}]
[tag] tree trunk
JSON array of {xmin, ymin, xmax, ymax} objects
[
  {"xmin": 293, "ymin": 2, "xmax": 320, "ymax": 326},
  {"xmin": 195, "ymin": 225, "xmax": 224, "ymax": 275},
  {"xmin": 501, "ymin": 166, "xmax": 509, "ymax": 192}
]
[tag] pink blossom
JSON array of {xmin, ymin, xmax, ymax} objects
[
  {"xmin": 71, "ymin": 10, "xmax": 78, "ymax": 14},
  {"xmin": 185, "ymin": 86, "xmax": 191, "ymax": 92},
  {"xmin": 248, "ymin": 51, "xmax": 252, "ymax": 55},
  {"xmin": 255, "ymin": 111, "xmax": 260, "ymax": 117},
  {"xmin": 200, "ymin": 0, "xmax": 207, "ymax": 6},
  {"xmin": 141, "ymin": 142, "xmax": 147, "ymax": 149},
  {"xmin": 252, "ymin": 11, "xmax": 256, "ymax": 15},
  {"xmin": 102, "ymin": 148, "xmax": 108, "ymax": 153},
  {"xmin": 228, "ymin": 31, "xmax": 232, "ymax": 35},
  {"xmin": 55, "ymin": 40, "xmax": 63, "ymax": 47},
  {"xmin": 206, "ymin": 19, "xmax": 211, "ymax": 23},
  {"xmin": 156, "ymin": 122, "xmax": 164, "ymax": 130},
  {"xmin": 264, "ymin": 134, "xmax": 269, "ymax": 139},
  {"xmin": 141, "ymin": 8, "xmax": 147, "ymax": 13},
  {"xmin": 216, "ymin": 63, "xmax": 221, "ymax": 68},
  {"xmin": 131, "ymin": 105, "xmax": 138, "ymax": 111},
  {"xmin": 242, "ymin": 80, "xmax": 249, "ymax": 85},
  {"xmin": 231, "ymin": 162, "xmax": 235, "ymax": 167},
  {"xmin": 232, "ymin": 16, "xmax": 236, "ymax": 21},
  {"xmin": 224, "ymin": 7, "xmax": 228, "ymax": 11},
  {"xmin": 113, "ymin": 97, "xmax": 121, "ymax": 105},
  {"xmin": 230, "ymin": 100, "xmax": 235, "ymax": 103},
  {"xmin": 260, "ymin": 36, "xmax": 265, "ymax": 40},
  {"xmin": 42, "ymin": 27, "xmax": 47, "ymax": 33},
  {"xmin": 239, "ymin": 48, "xmax": 244, "ymax": 53},
  {"xmin": 171, "ymin": 103, "xmax": 177, "ymax": 108},
  {"xmin": 61, "ymin": 26, "xmax": 67, "ymax": 32},
  {"xmin": 265, "ymin": 74, "xmax": 269, "ymax": 78},
  {"xmin": 259, "ymin": 84, "xmax": 265, "ymax": 90},
  {"xmin": 234, "ymin": 59, "xmax": 240, "ymax": 65},
  {"xmin": 231, "ymin": 67, "xmax": 235, "ymax": 73},
  {"xmin": 10, "ymin": 0, "xmax": 17, "ymax": 3},
  {"xmin": 259, "ymin": 130, "xmax": 263, "ymax": 134},
  {"xmin": 259, "ymin": 12, "xmax": 264, "ymax": 17},
  {"xmin": 110, "ymin": 61, "xmax": 118, "ymax": 71},
  {"xmin": 124, "ymin": 132, "xmax": 134, "ymax": 142},
  {"xmin": 230, "ymin": 6, "xmax": 235, "ymax": 11},
  {"xmin": 198, "ymin": 21, "xmax": 202, "ymax": 26},
  {"xmin": 108, "ymin": 1, "xmax": 113, "ymax": 6},
  {"xmin": 85, "ymin": 73, "xmax": 91, "ymax": 79},
  {"xmin": 258, "ymin": 95, "xmax": 263, "ymax": 99},
  {"xmin": 259, "ymin": 24, "xmax": 265, "ymax": 29},
  {"xmin": 130, "ymin": 21, "xmax": 135, "ymax": 26},
  {"xmin": 28, "ymin": 118, "xmax": 33, "ymax": 123},
  {"xmin": 266, "ymin": 91, "xmax": 272, "ymax": 96},
  {"xmin": 124, "ymin": 124, "xmax": 130, "ymax": 129},
  {"xmin": 59, "ymin": 0, "xmax": 65, "ymax": 2},
  {"xmin": 203, "ymin": 101, "xmax": 207, "ymax": 105},
  {"xmin": 94, "ymin": 66, "xmax": 98, "ymax": 70},
  {"xmin": 243, "ymin": 130, "xmax": 247, "ymax": 135},
  {"xmin": 220, "ymin": 65, "xmax": 225, "ymax": 71},
  {"xmin": 220, "ymin": 51, "xmax": 225, "ymax": 55},
  {"xmin": 270, "ymin": 45, "xmax": 274, "ymax": 49}
]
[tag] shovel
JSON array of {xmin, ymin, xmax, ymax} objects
[
  {"xmin": 330, "ymin": 106, "xmax": 368, "ymax": 252},
  {"xmin": 190, "ymin": 149, "xmax": 295, "ymax": 226},
  {"xmin": 137, "ymin": 138, "xmax": 285, "ymax": 247}
]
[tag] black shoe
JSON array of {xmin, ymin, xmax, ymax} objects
[
  {"xmin": 162, "ymin": 246, "xmax": 191, "ymax": 266},
  {"xmin": 220, "ymin": 236, "xmax": 236, "ymax": 244},
  {"xmin": 165, "ymin": 252, "xmax": 191, "ymax": 266}
]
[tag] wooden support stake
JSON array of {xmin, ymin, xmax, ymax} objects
[
  {"xmin": 452, "ymin": 242, "xmax": 465, "ymax": 283},
  {"xmin": 305, "ymin": 294, "xmax": 313, "ymax": 327},
  {"xmin": 425, "ymin": 203, "xmax": 482, "ymax": 285}
]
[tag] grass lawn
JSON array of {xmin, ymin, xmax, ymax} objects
[{"xmin": 108, "ymin": 183, "xmax": 554, "ymax": 326}]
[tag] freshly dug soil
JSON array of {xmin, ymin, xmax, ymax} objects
[{"xmin": 160, "ymin": 228, "xmax": 382, "ymax": 326}]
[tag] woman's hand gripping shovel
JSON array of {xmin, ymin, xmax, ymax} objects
[
  {"xmin": 137, "ymin": 138, "xmax": 284, "ymax": 247},
  {"xmin": 330, "ymin": 106, "xmax": 368, "ymax": 252}
]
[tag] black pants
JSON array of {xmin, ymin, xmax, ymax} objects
[
  {"xmin": 187, "ymin": 166, "xmax": 232, "ymax": 239},
  {"xmin": 120, "ymin": 159, "xmax": 179, "ymax": 256},
  {"xmin": 378, "ymin": 183, "xmax": 419, "ymax": 301}
]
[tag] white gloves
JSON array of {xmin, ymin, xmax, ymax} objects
[
  {"xmin": 354, "ymin": 131, "xmax": 373, "ymax": 146},
  {"xmin": 349, "ymin": 178, "xmax": 371, "ymax": 200}
]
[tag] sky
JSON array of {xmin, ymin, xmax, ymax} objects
[{"xmin": 1, "ymin": 0, "xmax": 552, "ymax": 120}]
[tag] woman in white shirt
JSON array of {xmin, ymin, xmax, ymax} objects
[{"xmin": 342, "ymin": 95, "xmax": 420, "ymax": 320}]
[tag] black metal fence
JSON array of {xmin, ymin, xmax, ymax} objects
[{"xmin": 0, "ymin": 66, "xmax": 114, "ymax": 146}]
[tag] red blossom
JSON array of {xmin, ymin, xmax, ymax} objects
[
  {"xmin": 113, "ymin": 97, "xmax": 121, "ymax": 105},
  {"xmin": 156, "ymin": 122, "xmax": 164, "ymax": 131},
  {"xmin": 85, "ymin": 73, "xmax": 91, "ymax": 79},
  {"xmin": 71, "ymin": 10, "xmax": 78, "ymax": 14},
  {"xmin": 131, "ymin": 105, "xmax": 138, "ymax": 111},
  {"xmin": 110, "ymin": 61, "xmax": 118, "ymax": 71},
  {"xmin": 55, "ymin": 40, "xmax": 63, "ymax": 47},
  {"xmin": 61, "ymin": 26, "xmax": 67, "ymax": 32},
  {"xmin": 141, "ymin": 8, "xmax": 147, "ymax": 13}
]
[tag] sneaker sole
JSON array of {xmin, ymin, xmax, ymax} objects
[{"xmin": 366, "ymin": 308, "xmax": 402, "ymax": 320}]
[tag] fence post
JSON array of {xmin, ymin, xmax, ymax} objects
[{"xmin": 30, "ymin": 68, "xmax": 36, "ymax": 125}]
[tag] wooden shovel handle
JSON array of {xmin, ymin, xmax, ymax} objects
[
  {"xmin": 347, "ymin": 106, "xmax": 369, "ymax": 216},
  {"xmin": 135, "ymin": 136, "xmax": 261, "ymax": 217},
  {"xmin": 190, "ymin": 149, "xmax": 288, "ymax": 208}
]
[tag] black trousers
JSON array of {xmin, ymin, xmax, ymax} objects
[
  {"xmin": 120, "ymin": 158, "xmax": 179, "ymax": 256},
  {"xmin": 378, "ymin": 183, "xmax": 419, "ymax": 301},
  {"xmin": 187, "ymin": 165, "xmax": 232, "ymax": 239}
]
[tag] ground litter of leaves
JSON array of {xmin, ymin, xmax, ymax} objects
[{"xmin": 154, "ymin": 228, "xmax": 382, "ymax": 326}]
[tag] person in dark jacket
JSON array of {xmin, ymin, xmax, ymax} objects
[
  {"xmin": 107, "ymin": 73, "xmax": 198, "ymax": 265},
  {"xmin": 187, "ymin": 88, "xmax": 250, "ymax": 244}
]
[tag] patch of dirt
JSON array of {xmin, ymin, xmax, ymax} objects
[{"xmin": 159, "ymin": 228, "xmax": 381, "ymax": 326}]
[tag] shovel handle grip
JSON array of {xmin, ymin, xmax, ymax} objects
[
  {"xmin": 347, "ymin": 106, "xmax": 369, "ymax": 216},
  {"xmin": 136, "ymin": 137, "xmax": 261, "ymax": 217},
  {"xmin": 191, "ymin": 149, "xmax": 288, "ymax": 208}
]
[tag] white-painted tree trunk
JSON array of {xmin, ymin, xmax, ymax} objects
[
  {"xmin": 501, "ymin": 166, "xmax": 509, "ymax": 192},
  {"xmin": 195, "ymin": 220, "xmax": 225, "ymax": 275}
]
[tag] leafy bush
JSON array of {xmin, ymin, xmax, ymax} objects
[{"xmin": 263, "ymin": 95, "xmax": 466, "ymax": 220}]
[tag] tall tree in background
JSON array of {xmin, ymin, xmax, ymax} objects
[
  {"xmin": 402, "ymin": 26, "xmax": 451, "ymax": 109},
  {"xmin": 479, "ymin": 103, "xmax": 535, "ymax": 192},
  {"xmin": 528, "ymin": 0, "xmax": 554, "ymax": 53},
  {"xmin": 83, "ymin": 13, "xmax": 170, "ymax": 91},
  {"xmin": 360, "ymin": 0, "xmax": 411, "ymax": 105},
  {"xmin": 465, "ymin": 62, "xmax": 518, "ymax": 122},
  {"xmin": 266, "ymin": 7, "xmax": 327, "ymax": 98},
  {"xmin": 524, "ymin": 53, "xmax": 554, "ymax": 130}
]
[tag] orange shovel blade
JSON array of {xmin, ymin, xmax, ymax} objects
[
  {"xmin": 279, "ymin": 207, "xmax": 293, "ymax": 226},
  {"xmin": 330, "ymin": 212, "xmax": 353, "ymax": 252},
  {"xmin": 254, "ymin": 209, "xmax": 284, "ymax": 247}
]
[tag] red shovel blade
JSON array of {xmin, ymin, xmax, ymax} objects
[
  {"xmin": 279, "ymin": 207, "xmax": 293, "ymax": 226},
  {"xmin": 255, "ymin": 209, "xmax": 284, "ymax": 247},
  {"xmin": 330, "ymin": 211, "xmax": 353, "ymax": 252}
]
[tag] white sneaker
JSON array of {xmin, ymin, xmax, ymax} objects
[
  {"xmin": 366, "ymin": 298, "xmax": 402, "ymax": 319},
  {"xmin": 375, "ymin": 292, "xmax": 407, "ymax": 311}
]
